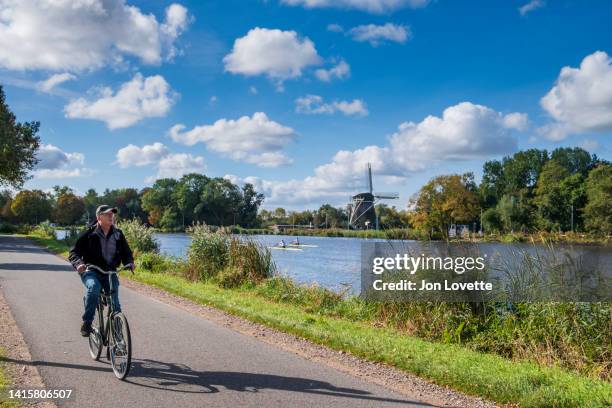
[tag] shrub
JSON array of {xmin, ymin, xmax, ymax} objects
[
  {"xmin": 117, "ymin": 219, "xmax": 159, "ymax": 256},
  {"xmin": 227, "ymin": 237, "xmax": 275, "ymax": 285},
  {"xmin": 137, "ymin": 252, "xmax": 171, "ymax": 273},
  {"xmin": 0, "ymin": 222, "xmax": 17, "ymax": 233},
  {"xmin": 186, "ymin": 223, "xmax": 230, "ymax": 281},
  {"xmin": 185, "ymin": 223, "xmax": 276, "ymax": 286},
  {"xmin": 31, "ymin": 221, "xmax": 55, "ymax": 239}
]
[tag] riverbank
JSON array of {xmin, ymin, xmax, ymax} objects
[
  {"xmin": 22, "ymin": 232, "xmax": 612, "ymax": 407},
  {"xmin": 3, "ymin": 221, "xmax": 610, "ymax": 245}
]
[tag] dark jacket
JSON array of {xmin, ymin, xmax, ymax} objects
[{"xmin": 69, "ymin": 223, "xmax": 134, "ymax": 272}]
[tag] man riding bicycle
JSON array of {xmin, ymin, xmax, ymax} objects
[{"xmin": 68, "ymin": 205, "xmax": 135, "ymax": 337}]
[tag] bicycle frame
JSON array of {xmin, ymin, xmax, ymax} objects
[
  {"xmin": 87, "ymin": 264, "xmax": 131, "ymax": 349},
  {"xmin": 94, "ymin": 280, "xmax": 118, "ymax": 349}
]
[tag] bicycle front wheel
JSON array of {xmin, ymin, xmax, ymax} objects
[
  {"xmin": 88, "ymin": 306, "xmax": 103, "ymax": 360},
  {"xmin": 109, "ymin": 312, "xmax": 132, "ymax": 380}
]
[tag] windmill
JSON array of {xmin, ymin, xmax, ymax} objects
[{"xmin": 348, "ymin": 163, "xmax": 399, "ymax": 229}]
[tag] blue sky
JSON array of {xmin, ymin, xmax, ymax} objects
[{"xmin": 1, "ymin": 0, "xmax": 611, "ymax": 209}]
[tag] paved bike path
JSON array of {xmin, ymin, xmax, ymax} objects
[{"xmin": 0, "ymin": 235, "xmax": 431, "ymax": 408}]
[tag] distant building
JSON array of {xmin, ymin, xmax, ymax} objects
[{"xmin": 449, "ymin": 224, "xmax": 470, "ymax": 238}]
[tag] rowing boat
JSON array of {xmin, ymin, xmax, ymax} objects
[
  {"xmin": 268, "ymin": 246, "xmax": 303, "ymax": 251},
  {"xmin": 287, "ymin": 244, "xmax": 318, "ymax": 248}
]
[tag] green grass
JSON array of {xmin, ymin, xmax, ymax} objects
[
  {"xmin": 128, "ymin": 271, "xmax": 611, "ymax": 407},
  {"xmin": 0, "ymin": 348, "xmax": 20, "ymax": 408},
  {"xmin": 21, "ymin": 233, "xmax": 612, "ymax": 407}
]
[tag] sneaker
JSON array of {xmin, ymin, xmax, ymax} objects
[{"xmin": 80, "ymin": 321, "xmax": 92, "ymax": 337}]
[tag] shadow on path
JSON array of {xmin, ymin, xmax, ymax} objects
[
  {"xmin": 0, "ymin": 263, "xmax": 73, "ymax": 272},
  {"xmin": 1, "ymin": 357, "xmax": 433, "ymax": 406}
]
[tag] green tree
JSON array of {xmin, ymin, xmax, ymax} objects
[
  {"xmin": 237, "ymin": 183, "xmax": 264, "ymax": 227},
  {"xmin": 534, "ymin": 161, "xmax": 586, "ymax": 231},
  {"xmin": 550, "ymin": 147, "xmax": 600, "ymax": 177},
  {"xmin": 480, "ymin": 160, "xmax": 505, "ymax": 207},
  {"xmin": 409, "ymin": 173, "xmax": 479, "ymax": 239},
  {"xmin": 584, "ymin": 164, "xmax": 612, "ymax": 234},
  {"xmin": 54, "ymin": 193, "xmax": 85, "ymax": 225},
  {"xmin": 375, "ymin": 204, "xmax": 405, "ymax": 229},
  {"xmin": 0, "ymin": 190, "xmax": 16, "ymax": 223},
  {"xmin": 82, "ymin": 189, "xmax": 99, "ymax": 224},
  {"xmin": 199, "ymin": 178, "xmax": 242, "ymax": 226},
  {"xmin": 501, "ymin": 149, "xmax": 549, "ymax": 194},
  {"xmin": 315, "ymin": 204, "xmax": 347, "ymax": 228},
  {"xmin": 173, "ymin": 173, "xmax": 210, "ymax": 227},
  {"xmin": 11, "ymin": 190, "xmax": 52, "ymax": 224},
  {"xmin": 496, "ymin": 194, "xmax": 525, "ymax": 232},
  {"xmin": 0, "ymin": 86, "xmax": 41, "ymax": 188},
  {"xmin": 141, "ymin": 178, "xmax": 179, "ymax": 226},
  {"xmin": 481, "ymin": 207, "xmax": 502, "ymax": 233}
]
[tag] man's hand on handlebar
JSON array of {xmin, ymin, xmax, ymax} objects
[{"xmin": 78, "ymin": 263, "xmax": 134, "ymax": 274}]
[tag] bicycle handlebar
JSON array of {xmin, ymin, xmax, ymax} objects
[{"xmin": 86, "ymin": 263, "xmax": 134, "ymax": 275}]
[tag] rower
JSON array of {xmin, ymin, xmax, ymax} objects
[
  {"xmin": 291, "ymin": 237, "xmax": 300, "ymax": 246},
  {"xmin": 278, "ymin": 239, "xmax": 286, "ymax": 248}
]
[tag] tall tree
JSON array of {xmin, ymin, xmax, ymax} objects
[
  {"xmin": 11, "ymin": 190, "xmax": 52, "ymax": 224},
  {"xmin": 584, "ymin": 164, "xmax": 612, "ymax": 234},
  {"xmin": 550, "ymin": 147, "xmax": 600, "ymax": 177},
  {"xmin": 534, "ymin": 160, "xmax": 586, "ymax": 231},
  {"xmin": 237, "ymin": 183, "xmax": 264, "ymax": 227},
  {"xmin": 410, "ymin": 173, "xmax": 479, "ymax": 239},
  {"xmin": 53, "ymin": 193, "xmax": 85, "ymax": 225},
  {"xmin": 0, "ymin": 86, "xmax": 41, "ymax": 188},
  {"xmin": 141, "ymin": 178, "xmax": 179, "ymax": 227}
]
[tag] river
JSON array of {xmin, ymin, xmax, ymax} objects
[{"xmin": 154, "ymin": 233, "xmax": 612, "ymax": 294}]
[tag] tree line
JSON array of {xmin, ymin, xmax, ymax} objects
[
  {"xmin": 409, "ymin": 147, "xmax": 611, "ymax": 238},
  {"xmin": 0, "ymin": 175, "xmax": 264, "ymax": 230}
]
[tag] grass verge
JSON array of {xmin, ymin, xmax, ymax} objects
[
  {"xmin": 22, "ymin": 233, "xmax": 612, "ymax": 407},
  {"xmin": 0, "ymin": 348, "xmax": 19, "ymax": 407}
]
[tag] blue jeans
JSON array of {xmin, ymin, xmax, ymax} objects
[{"xmin": 80, "ymin": 270, "xmax": 121, "ymax": 323}]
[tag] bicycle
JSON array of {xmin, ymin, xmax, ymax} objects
[{"xmin": 83, "ymin": 263, "xmax": 133, "ymax": 380}]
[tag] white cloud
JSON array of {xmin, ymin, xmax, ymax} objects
[
  {"xmin": 33, "ymin": 144, "xmax": 90, "ymax": 179},
  {"xmin": 115, "ymin": 142, "xmax": 169, "ymax": 168},
  {"xmin": 502, "ymin": 112, "xmax": 529, "ymax": 131},
  {"xmin": 233, "ymin": 102, "xmax": 524, "ymax": 207},
  {"xmin": 64, "ymin": 73, "xmax": 176, "ymax": 129},
  {"xmin": 579, "ymin": 139, "xmax": 600, "ymax": 152},
  {"xmin": 115, "ymin": 142, "xmax": 205, "ymax": 181},
  {"xmin": 536, "ymin": 123, "xmax": 568, "ymax": 142},
  {"xmin": 37, "ymin": 73, "xmax": 76, "ymax": 92},
  {"xmin": 281, "ymin": 0, "xmax": 430, "ymax": 14},
  {"xmin": 327, "ymin": 23, "xmax": 344, "ymax": 32},
  {"xmin": 539, "ymin": 51, "xmax": 612, "ymax": 140},
  {"xmin": 0, "ymin": 1, "xmax": 190, "ymax": 71},
  {"xmin": 154, "ymin": 153, "xmax": 205, "ymax": 180},
  {"xmin": 348, "ymin": 23, "xmax": 410, "ymax": 46},
  {"xmin": 160, "ymin": 4, "xmax": 190, "ymax": 60},
  {"xmin": 315, "ymin": 60, "xmax": 350, "ymax": 82},
  {"xmin": 223, "ymin": 27, "xmax": 322, "ymax": 88},
  {"xmin": 389, "ymin": 102, "xmax": 522, "ymax": 170},
  {"xmin": 169, "ymin": 112, "xmax": 296, "ymax": 167},
  {"xmin": 295, "ymin": 95, "xmax": 368, "ymax": 116},
  {"xmin": 519, "ymin": 0, "xmax": 545, "ymax": 16}
]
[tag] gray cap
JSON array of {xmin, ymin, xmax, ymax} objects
[{"xmin": 96, "ymin": 205, "xmax": 118, "ymax": 216}]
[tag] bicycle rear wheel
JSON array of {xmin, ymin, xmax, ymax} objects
[
  {"xmin": 109, "ymin": 312, "xmax": 132, "ymax": 380},
  {"xmin": 88, "ymin": 305, "xmax": 103, "ymax": 360}
]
